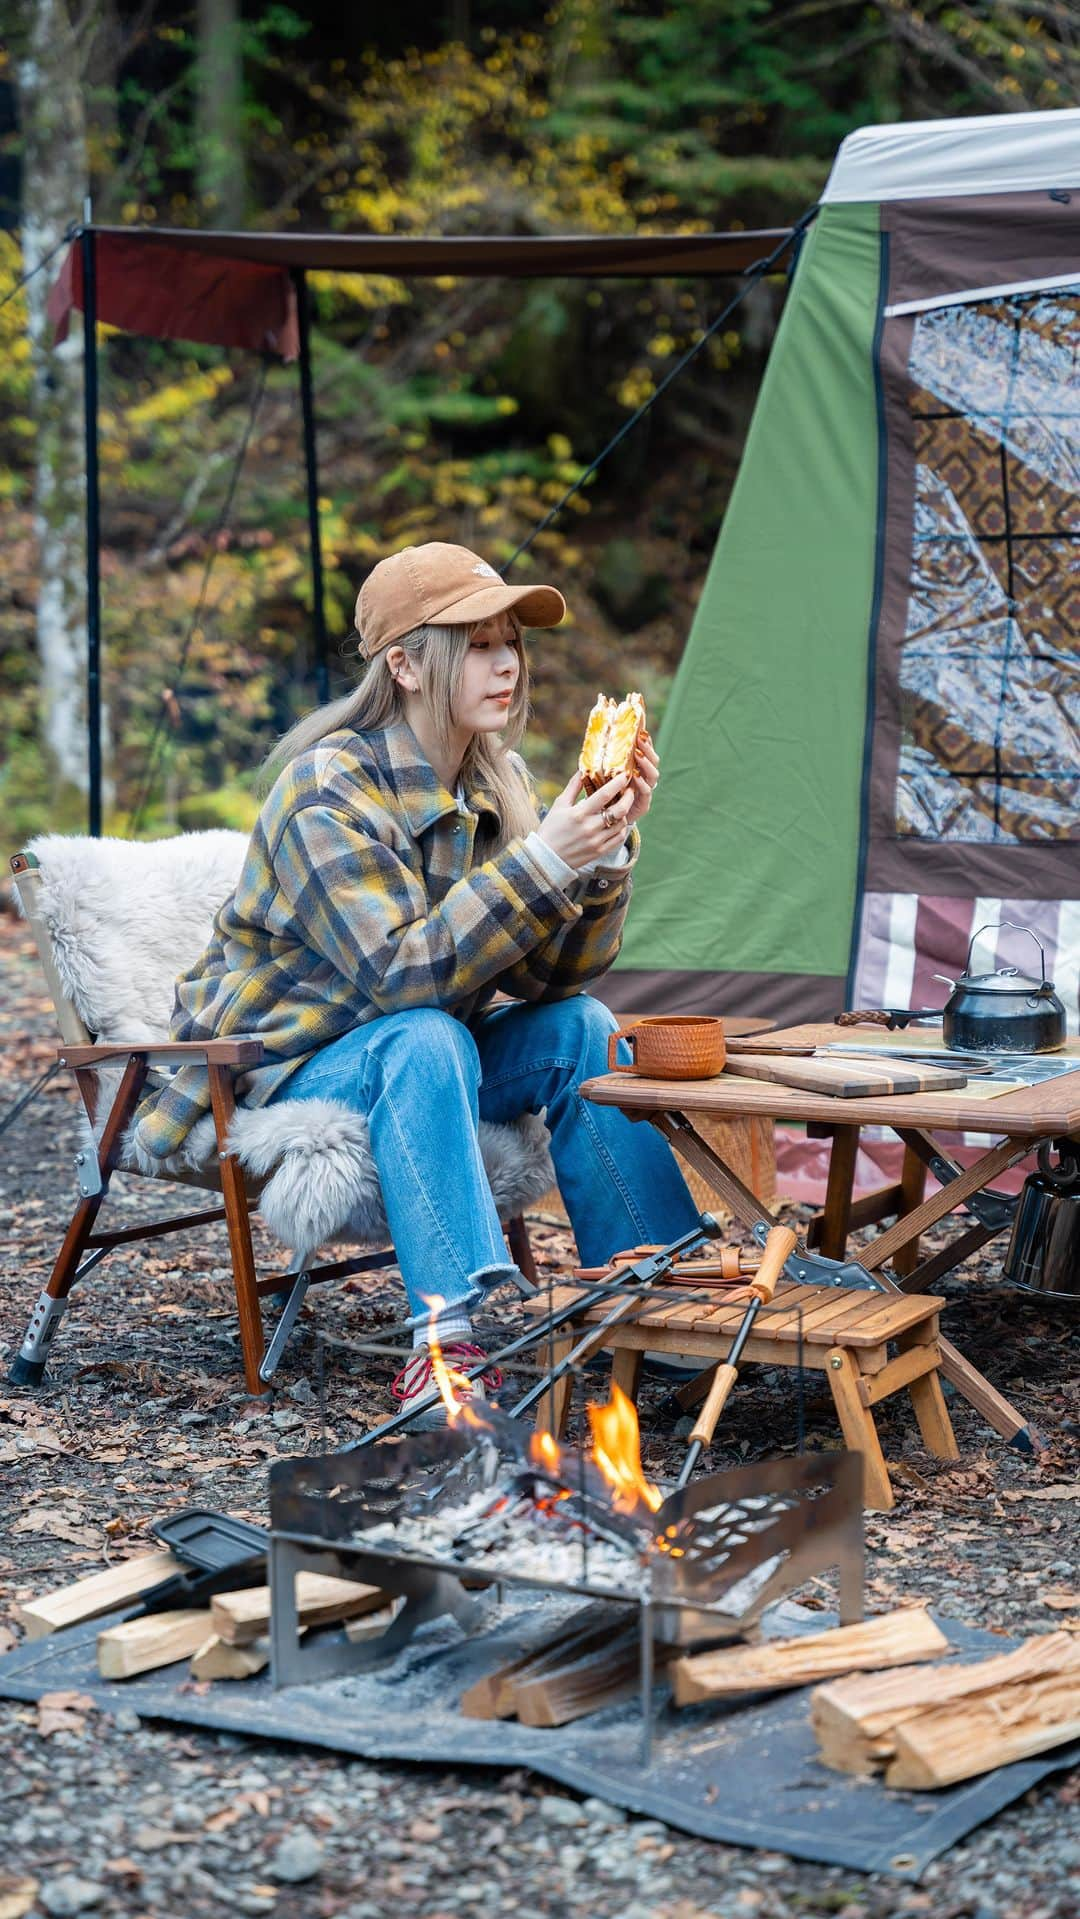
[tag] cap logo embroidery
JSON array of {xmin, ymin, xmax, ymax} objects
[{"xmin": 471, "ymin": 560, "xmax": 499, "ymax": 578}]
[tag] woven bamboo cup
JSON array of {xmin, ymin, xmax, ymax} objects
[{"xmin": 606, "ymin": 1015, "xmax": 726, "ymax": 1080}]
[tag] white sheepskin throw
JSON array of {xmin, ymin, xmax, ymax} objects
[
  {"xmin": 27, "ymin": 832, "xmax": 556, "ymax": 1264},
  {"xmin": 28, "ymin": 830, "xmax": 250, "ymax": 1042}
]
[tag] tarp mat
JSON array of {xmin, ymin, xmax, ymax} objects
[{"xmin": 1, "ymin": 1597, "xmax": 1075, "ymax": 1878}]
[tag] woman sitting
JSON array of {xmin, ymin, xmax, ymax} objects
[{"xmin": 134, "ymin": 542, "xmax": 701, "ymax": 1423}]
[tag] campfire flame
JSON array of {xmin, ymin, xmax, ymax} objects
[
  {"xmin": 530, "ymin": 1429, "xmax": 562, "ymax": 1475},
  {"xmin": 422, "ymin": 1301, "xmax": 663, "ymax": 1518},
  {"xmin": 527, "ymin": 1388, "xmax": 663, "ymax": 1518},
  {"xmin": 586, "ymin": 1386, "xmax": 664, "ymax": 1514},
  {"xmin": 421, "ymin": 1295, "xmax": 487, "ymax": 1430}
]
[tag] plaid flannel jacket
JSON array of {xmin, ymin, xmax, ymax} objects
[{"xmin": 132, "ymin": 718, "xmax": 638, "ymax": 1160}]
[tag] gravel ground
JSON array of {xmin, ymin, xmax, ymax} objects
[{"xmin": 1, "ymin": 909, "xmax": 1078, "ymax": 1919}]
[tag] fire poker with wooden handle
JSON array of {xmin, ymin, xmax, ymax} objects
[{"xmin": 673, "ymin": 1224, "xmax": 798, "ymax": 1489}]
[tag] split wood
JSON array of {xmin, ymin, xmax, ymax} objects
[
  {"xmin": 670, "ymin": 1607, "xmax": 948, "ymax": 1705},
  {"xmin": 190, "ymin": 1633, "xmax": 271, "ymax": 1681},
  {"xmin": 211, "ymin": 1571, "xmax": 387, "ymax": 1644},
  {"xmin": 461, "ymin": 1602, "xmax": 674, "ymax": 1728},
  {"xmin": 811, "ymin": 1630, "xmax": 1080, "ymax": 1788},
  {"xmin": 344, "ymin": 1596, "xmax": 407, "ymax": 1643},
  {"xmin": 98, "ymin": 1608, "xmax": 213, "ymax": 1679},
  {"xmin": 15, "ymin": 1549, "xmax": 184, "ymax": 1639}
]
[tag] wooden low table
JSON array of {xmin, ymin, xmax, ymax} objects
[
  {"xmin": 581, "ymin": 1025, "xmax": 1080, "ymax": 1455},
  {"xmin": 525, "ymin": 1276, "xmax": 957, "ymax": 1511}
]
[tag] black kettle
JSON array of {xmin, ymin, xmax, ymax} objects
[{"xmin": 931, "ymin": 923, "xmax": 1067, "ymax": 1055}]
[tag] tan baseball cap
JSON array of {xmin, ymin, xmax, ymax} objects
[{"xmin": 355, "ymin": 542, "xmax": 566, "ymax": 658}]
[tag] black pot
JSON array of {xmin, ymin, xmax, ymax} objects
[
  {"xmin": 1002, "ymin": 1142, "xmax": 1080, "ymax": 1299},
  {"xmin": 933, "ymin": 922, "xmax": 1066, "ymax": 1055}
]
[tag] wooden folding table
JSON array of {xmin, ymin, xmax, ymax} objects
[{"xmin": 581, "ymin": 1025, "xmax": 1080, "ymax": 1454}]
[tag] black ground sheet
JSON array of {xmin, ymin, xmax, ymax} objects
[{"xmin": 1, "ymin": 1599, "xmax": 1074, "ymax": 1878}]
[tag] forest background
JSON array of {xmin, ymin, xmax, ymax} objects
[{"xmin": 2, "ymin": 0, "xmax": 1078, "ymax": 842}]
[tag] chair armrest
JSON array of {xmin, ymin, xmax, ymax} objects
[{"xmin": 58, "ymin": 1039, "xmax": 266, "ymax": 1068}]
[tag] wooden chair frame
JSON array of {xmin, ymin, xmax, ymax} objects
[{"xmin": 8, "ymin": 851, "xmax": 537, "ymax": 1398}]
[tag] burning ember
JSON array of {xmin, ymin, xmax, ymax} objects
[{"xmin": 423, "ymin": 1296, "xmax": 663, "ymax": 1520}]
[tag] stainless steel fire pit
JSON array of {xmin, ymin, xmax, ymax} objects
[{"xmin": 267, "ymin": 1422, "xmax": 863, "ymax": 1763}]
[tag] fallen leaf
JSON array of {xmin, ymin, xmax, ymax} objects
[
  {"xmin": 36, "ymin": 1690, "xmax": 95, "ymax": 1737},
  {"xmin": 1001, "ymin": 1483, "xmax": 1080, "ymax": 1502},
  {"xmin": 1041, "ymin": 1590, "xmax": 1080, "ymax": 1610},
  {"xmin": 204, "ymin": 1792, "xmax": 272, "ymax": 1829},
  {"xmin": 204, "ymin": 1805, "xmax": 244, "ymax": 1834},
  {"xmin": 0, "ymin": 1876, "xmax": 39, "ymax": 1919},
  {"xmin": 131, "ymin": 1825, "xmax": 199, "ymax": 1852},
  {"xmin": 12, "ymin": 1509, "xmax": 100, "ymax": 1547}
]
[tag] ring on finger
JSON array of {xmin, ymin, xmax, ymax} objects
[{"xmin": 602, "ymin": 805, "xmax": 617, "ymax": 830}]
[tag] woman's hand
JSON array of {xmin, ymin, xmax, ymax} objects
[
  {"xmin": 623, "ymin": 732, "xmax": 659, "ymax": 827},
  {"xmin": 535, "ymin": 770, "xmax": 634, "ymax": 871}
]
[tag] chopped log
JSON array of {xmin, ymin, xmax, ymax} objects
[
  {"xmin": 812, "ymin": 1631, "xmax": 1080, "ymax": 1776},
  {"xmin": 344, "ymin": 1596, "xmax": 406, "ymax": 1644},
  {"xmin": 513, "ymin": 1626, "xmax": 666, "ymax": 1728},
  {"xmin": 672, "ymin": 1607, "xmax": 949, "ymax": 1707},
  {"xmin": 462, "ymin": 1605, "xmax": 674, "ymax": 1729},
  {"xmin": 211, "ymin": 1571, "xmax": 387, "ymax": 1644},
  {"xmin": 98, "ymin": 1609, "xmax": 213, "ymax": 1679},
  {"xmin": 190, "ymin": 1634, "xmax": 270, "ymax": 1681},
  {"xmin": 887, "ymin": 1668, "xmax": 1080, "ymax": 1789},
  {"xmin": 15, "ymin": 1550, "xmax": 184, "ymax": 1640},
  {"xmin": 461, "ymin": 1604, "xmax": 622, "ymax": 1720}
]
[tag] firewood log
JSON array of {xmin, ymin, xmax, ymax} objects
[
  {"xmin": 16, "ymin": 1550, "xmax": 184, "ymax": 1639},
  {"xmin": 512, "ymin": 1626, "xmax": 659, "ymax": 1727},
  {"xmin": 210, "ymin": 1572, "xmax": 386, "ymax": 1644},
  {"xmin": 672, "ymin": 1608, "xmax": 948, "ymax": 1706},
  {"xmin": 812, "ymin": 1631, "xmax": 1080, "ymax": 1778},
  {"xmin": 98, "ymin": 1609, "xmax": 213, "ymax": 1679},
  {"xmin": 887, "ymin": 1668, "xmax": 1080, "ymax": 1789},
  {"xmin": 189, "ymin": 1634, "xmax": 270, "ymax": 1680}
]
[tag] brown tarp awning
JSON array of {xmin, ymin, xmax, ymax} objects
[{"xmin": 48, "ymin": 225, "xmax": 793, "ymax": 361}]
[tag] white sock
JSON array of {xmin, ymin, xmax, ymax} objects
[{"xmin": 413, "ymin": 1308, "xmax": 472, "ymax": 1350}]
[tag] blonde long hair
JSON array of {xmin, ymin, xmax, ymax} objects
[{"xmin": 262, "ymin": 620, "xmax": 538, "ymax": 847}]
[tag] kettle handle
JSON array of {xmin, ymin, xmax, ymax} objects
[{"xmin": 965, "ymin": 920, "xmax": 1048, "ymax": 988}]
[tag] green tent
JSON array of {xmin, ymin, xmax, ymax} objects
[{"xmin": 605, "ymin": 108, "xmax": 1080, "ymax": 1039}]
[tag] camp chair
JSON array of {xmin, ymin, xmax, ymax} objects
[{"xmin": 7, "ymin": 834, "xmax": 554, "ymax": 1397}]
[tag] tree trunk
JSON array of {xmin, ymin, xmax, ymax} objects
[
  {"xmin": 16, "ymin": 0, "xmax": 104, "ymax": 811},
  {"xmin": 196, "ymin": 0, "xmax": 246, "ymax": 229}
]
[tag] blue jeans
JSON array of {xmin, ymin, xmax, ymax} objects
[{"xmin": 268, "ymin": 995, "xmax": 700, "ymax": 1320}]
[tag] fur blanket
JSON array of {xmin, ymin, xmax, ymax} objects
[{"xmin": 27, "ymin": 832, "xmax": 555, "ymax": 1264}]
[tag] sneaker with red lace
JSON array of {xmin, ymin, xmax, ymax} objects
[{"xmin": 390, "ymin": 1342, "xmax": 503, "ymax": 1430}]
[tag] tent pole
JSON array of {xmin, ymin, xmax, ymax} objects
[
  {"xmin": 293, "ymin": 268, "xmax": 329, "ymax": 703},
  {"xmin": 81, "ymin": 224, "xmax": 103, "ymax": 836}
]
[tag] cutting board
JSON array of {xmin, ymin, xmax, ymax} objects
[{"xmin": 723, "ymin": 1053, "xmax": 969, "ymax": 1097}]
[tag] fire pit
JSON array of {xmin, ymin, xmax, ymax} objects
[{"xmin": 267, "ymin": 1396, "xmax": 863, "ymax": 1763}]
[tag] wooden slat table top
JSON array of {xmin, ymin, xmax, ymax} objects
[
  {"xmin": 580, "ymin": 1023, "xmax": 1080, "ymax": 1139},
  {"xmin": 525, "ymin": 1281, "xmax": 942, "ymax": 1348}
]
